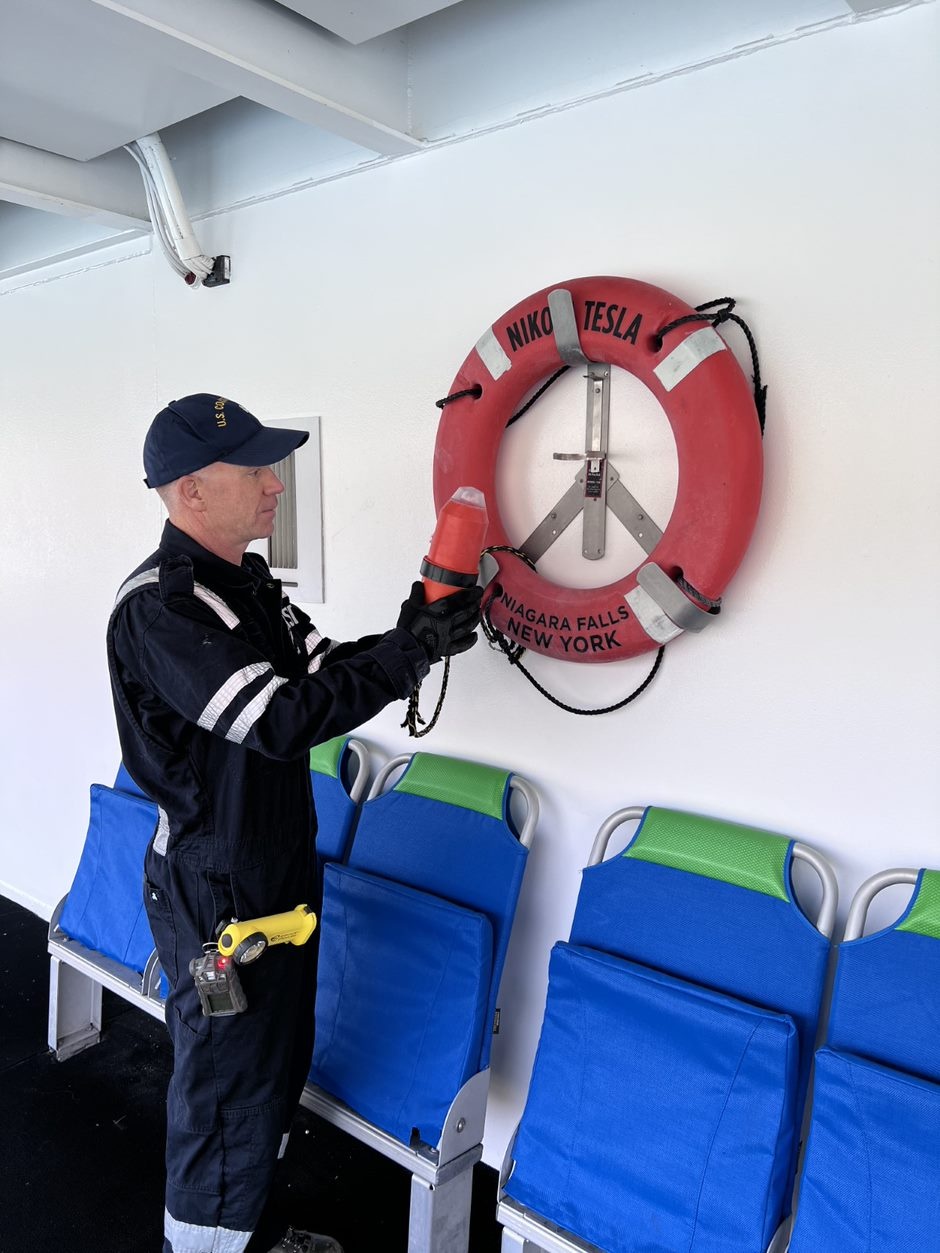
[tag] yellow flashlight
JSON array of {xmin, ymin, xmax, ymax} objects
[{"xmin": 216, "ymin": 904, "xmax": 317, "ymax": 965}]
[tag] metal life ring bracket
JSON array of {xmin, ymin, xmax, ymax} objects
[
  {"xmin": 547, "ymin": 288, "xmax": 614, "ymax": 560},
  {"xmin": 625, "ymin": 562, "xmax": 715, "ymax": 644}
]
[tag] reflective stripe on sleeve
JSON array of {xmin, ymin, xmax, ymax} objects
[
  {"xmin": 226, "ymin": 675, "xmax": 289, "ymax": 745},
  {"xmin": 308, "ymin": 639, "xmax": 337, "ymax": 674},
  {"xmin": 197, "ymin": 663, "xmax": 273, "ymax": 733}
]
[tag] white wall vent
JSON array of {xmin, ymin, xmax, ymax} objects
[{"xmin": 249, "ymin": 415, "xmax": 323, "ymax": 603}]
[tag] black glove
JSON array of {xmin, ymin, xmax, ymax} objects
[{"xmin": 396, "ymin": 581, "xmax": 484, "ymax": 664}]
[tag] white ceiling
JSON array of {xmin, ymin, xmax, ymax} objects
[
  {"xmin": 0, "ymin": 0, "xmax": 915, "ymax": 279},
  {"xmin": 272, "ymin": 0, "xmax": 466, "ymax": 44}
]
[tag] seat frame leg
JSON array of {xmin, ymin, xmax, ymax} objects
[
  {"xmin": 408, "ymin": 1165, "xmax": 474, "ymax": 1253},
  {"xmin": 48, "ymin": 955, "xmax": 102, "ymax": 1060},
  {"xmin": 501, "ymin": 1232, "xmax": 545, "ymax": 1252}
]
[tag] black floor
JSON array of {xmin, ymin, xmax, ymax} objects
[{"xmin": 0, "ymin": 896, "xmax": 502, "ymax": 1253}]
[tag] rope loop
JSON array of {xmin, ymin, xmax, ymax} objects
[
  {"xmin": 479, "ymin": 546, "xmax": 665, "ymax": 715},
  {"xmin": 435, "ymin": 384, "xmax": 482, "ymax": 409},
  {"xmin": 402, "ymin": 657, "xmax": 451, "ymax": 738},
  {"xmin": 655, "ymin": 297, "xmax": 767, "ymax": 435}
]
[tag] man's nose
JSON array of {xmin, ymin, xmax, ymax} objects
[{"xmin": 264, "ymin": 469, "xmax": 285, "ymax": 494}]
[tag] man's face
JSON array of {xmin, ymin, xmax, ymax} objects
[{"xmin": 192, "ymin": 461, "xmax": 284, "ymax": 549}]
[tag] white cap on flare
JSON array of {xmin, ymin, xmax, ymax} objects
[{"xmin": 450, "ymin": 486, "xmax": 486, "ymax": 510}]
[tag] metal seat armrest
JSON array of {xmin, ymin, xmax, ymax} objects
[
  {"xmin": 344, "ymin": 737, "xmax": 371, "ymax": 805},
  {"xmin": 843, "ymin": 868, "xmax": 920, "ymax": 942},
  {"xmin": 367, "ymin": 753, "xmax": 412, "ymax": 800}
]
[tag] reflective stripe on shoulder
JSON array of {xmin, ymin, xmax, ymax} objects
[
  {"xmin": 198, "ymin": 662, "xmax": 273, "ymax": 733},
  {"xmin": 192, "ymin": 583, "xmax": 240, "ymax": 629},
  {"xmin": 114, "ymin": 569, "xmax": 159, "ymax": 608},
  {"xmin": 114, "ymin": 569, "xmax": 240, "ymax": 632}
]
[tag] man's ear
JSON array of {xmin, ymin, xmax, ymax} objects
[{"xmin": 178, "ymin": 475, "xmax": 207, "ymax": 513}]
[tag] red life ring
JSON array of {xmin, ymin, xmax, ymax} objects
[{"xmin": 433, "ymin": 276, "xmax": 763, "ymax": 663}]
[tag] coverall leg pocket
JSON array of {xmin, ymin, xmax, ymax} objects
[{"xmin": 144, "ymin": 863, "xmax": 180, "ymax": 988}]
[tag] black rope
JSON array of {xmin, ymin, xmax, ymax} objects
[
  {"xmin": 434, "ymin": 367, "xmax": 571, "ymax": 425},
  {"xmin": 479, "ymin": 547, "xmax": 665, "ymax": 715},
  {"xmin": 435, "ymin": 384, "xmax": 482, "ymax": 408},
  {"xmin": 402, "ymin": 657, "xmax": 451, "ymax": 738},
  {"xmin": 507, "ymin": 366, "xmax": 569, "ymax": 427},
  {"xmin": 655, "ymin": 297, "xmax": 767, "ymax": 435},
  {"xmin": 481, "ymin": 543, "xmax": 537, "ymax": 572}
]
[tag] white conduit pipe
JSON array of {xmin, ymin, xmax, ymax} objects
[
  {"xmin": 125, "ymin": 145, "xmax": 190, "ymax": 279},
  {"xmin": 125, "ymin": 133, "xmax": 214, "ymax": 284}
]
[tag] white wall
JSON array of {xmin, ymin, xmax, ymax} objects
[{"xmin": 2, "ymin": 4, "xmax": 938, "ymax": 1167}]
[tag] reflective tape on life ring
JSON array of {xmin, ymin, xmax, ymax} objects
[{"xmin": 432, "ymin": 276, "xmax": 763, "ymax": 663}]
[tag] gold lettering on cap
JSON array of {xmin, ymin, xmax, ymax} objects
[{"xmin": 215, "ymin": 397, "xmax": 227, "ymax": 428}]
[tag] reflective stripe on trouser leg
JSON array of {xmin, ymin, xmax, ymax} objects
[
  {"xmin": 165, "ymin": 1210, "xmax": 251, "ymax": 1253},
  {"xmin": 144, "ymin": 839, "xmax": 318, "ymax": 1253}
]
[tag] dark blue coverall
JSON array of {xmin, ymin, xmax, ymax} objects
[{"xmin": 107, "ymin": 521, "xmax": 430, "ymax": 1253}]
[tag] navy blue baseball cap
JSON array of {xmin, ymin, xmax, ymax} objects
[{"xmin": 143, "ymin": 393, "xmax": 309, "ymax": 488}]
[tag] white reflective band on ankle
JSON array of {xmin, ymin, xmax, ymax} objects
[
  {"xmin": 165, "ymin": 1209, "xmax": 252, "ymax": 1253},
  {"xmin": 278, "ymin": 1131, "xmax": 290, "ymax": 1160}
]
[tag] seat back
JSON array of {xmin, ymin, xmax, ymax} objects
[
  {"xmin": 571, "ymin": 806, "xmax": 832, "ymax": 1105},
  {"xmin": 310, "ymin": 752, "xmax": 534, "ymax": 1149},
  {"xmin": 789, "ymin": 869, "xmax": 940, "ymax": 1253},
  {"xmin": 309, "ymin": 736, "xmax": 369, "ymax": 866},
  {"xmin": 827, "ymin": 868, "xmax": 940, "ymax": 1081},
  {"xmin": 58, "ymin": 783, "xmax": 159, "ymax": 975},
  {"xmin": 505, "ymin": 806, "xmax": 834, "ymax": 1253}
]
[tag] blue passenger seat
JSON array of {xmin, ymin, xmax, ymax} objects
[
  {"xmin": 310, "ymin": 751, "xmax": 536, "ymax": 1148},
  {"xmin": 305, "ymin": 750, "xmax": 538, "ymax": 1253},
  {"xmin": 788, "ymin": 867, "xmax": 940, "ymax": 1252},
  {"xmin": 49, "ymin": 739, "xmax": 369, "ymax": 1061},
  {"xmin": 56, "ymin": 772, "xmax": 159, "ymax": 977},
  {"xmin": 498, "ymin": 805, "xmax": 837, "ymax": 1253}
]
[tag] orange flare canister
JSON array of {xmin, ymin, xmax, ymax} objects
[{"xmin": 421, "ymin": 486, "xmax": 488, "ymax": 603}]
